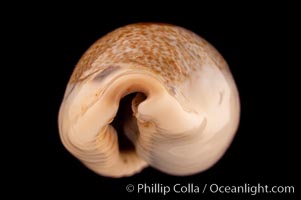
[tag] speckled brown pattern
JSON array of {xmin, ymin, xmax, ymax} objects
[{"xmin": 70, "ymin": 23, "xmax": 226, "ymax": 84}]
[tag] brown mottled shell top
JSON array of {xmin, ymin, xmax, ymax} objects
[{"xmin": 70, "ymin": 23, "xmax": 226, "ymax": 84}]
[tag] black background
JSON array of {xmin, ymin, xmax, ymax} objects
[{"xmin": 15, "ymin": 4, "xmax": 299, "ymax": 199}]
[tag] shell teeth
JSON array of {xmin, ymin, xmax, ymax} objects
[{"xmin": 58, "ymin": 23, "xmax": 240, "ymax": 178}]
